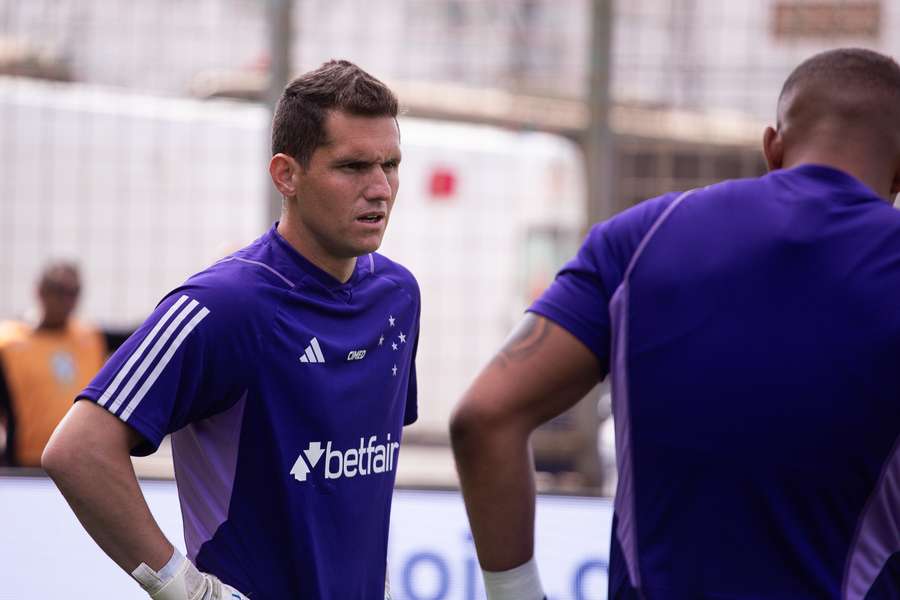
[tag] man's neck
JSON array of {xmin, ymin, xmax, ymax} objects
[
  {"xmin": 276, "ymin": 220, "xmax": 357, "ymax": 283},
  {"xmin": 36, "ymin": 319, "xmax": 68, "ymax": 332}
]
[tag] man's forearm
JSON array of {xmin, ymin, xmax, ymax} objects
[
  {"xmin": 451, "ymin": 416, "xmax": 537, "ymax": 572},
  {"xmin": 43, "ymin": 401, "xmax": 173, "ymax": 575}
]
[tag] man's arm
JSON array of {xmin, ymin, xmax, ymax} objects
[
  {"xmin": 43, "ymin": 401, "xmax": 248, "ymax": 599},
  {"xmin": 41, "ymin": 400, "xmax": 173, "ymax": 573},
  {"xmin": 449, "ymin": 313, "xmax": 601, "ymax": 572}
]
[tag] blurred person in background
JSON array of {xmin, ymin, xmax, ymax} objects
[
  {"xmin": 451, "ymin": 48, "xmax": 900, "ymax": 600},
  {"xmin": 42, "ymin": 60, "xmax": 418, "ymax": 600},
  {"xmin": 0, "ymin": 261, "xmax": 129, "ymax": 467}
]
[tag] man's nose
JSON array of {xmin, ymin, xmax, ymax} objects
[{"xmin": 364, "ymin": 166, "xmax": 392, "ymax": 201}]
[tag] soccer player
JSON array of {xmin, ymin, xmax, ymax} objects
[
  {"xmin": 450, "ymin": 48, "xmax": 900, "ymax": 599},
  {"xmin": 42, "ymin": 60, "xmax": 419, "ymax": 600}
]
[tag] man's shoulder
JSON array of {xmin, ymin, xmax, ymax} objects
[
  {"xmin": 600, "ymin": 177, "xmax": 768, "ymax": 245},
  {"xmin": 0, "ymin": 320, "xmax": 30, "ymax": 347},
  {"xmin": 182, "ymin": 239, "xmax": 294, "ymax": 298},
  {"xmin": 581, "ymin": 191, "xmax": 689, "ymax": 264},
  {"xmin": 692, "ymin": 174, "xmax": 771, "ymax": 202},
  {"xmin": 185, "ymin": 229, "xmax": 296, "ymax": 292},
  {"xmin": 0, "ymin": 321, "xmax": 31, "ymax": 355},
  {"xmin": 368, "ymin": 253, "xmax": 420, "ymax": 298},
  {"xmin": 154, "ymin": 252, "xmax": 286, "ymax": 332}
]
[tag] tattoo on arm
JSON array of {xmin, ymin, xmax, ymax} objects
[{"xmin": 492, "ymin": 317, "xmax": 551, "ymax": 369}]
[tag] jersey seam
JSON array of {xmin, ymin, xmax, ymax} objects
[
  {"xmin": 217, "ymin": 256, "xmax": 295, "ymax": 289},
  {"xmin": 622, "ymin": 189, "xmax": 696, "ymax": 281},
  {"xmin": 841, "ymin": 431, "xmax": 900, "ymax": 600},
  {"xmin": 609, "ymin": 188, "xmax": 695, "ymax": 594}
]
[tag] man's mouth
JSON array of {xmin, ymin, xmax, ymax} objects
[{"xmin": 357, "ymin": 213, "xmax": 385, "ymax": 224}]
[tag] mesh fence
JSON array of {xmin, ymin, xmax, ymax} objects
[
  {"xmin": 0, "ymin": 0, "xmax": 895, "ymax": 485},
  {"xmin": 2, "ymin": 0, "xmax": 895, "ymax": 316}
]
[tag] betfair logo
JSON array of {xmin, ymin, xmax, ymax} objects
[{"xmin": 290, "ymin": 435, "xmax": 401, "ymax": 483}]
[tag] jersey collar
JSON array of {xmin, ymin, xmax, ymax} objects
[
  {"xmin": 265, "ymin": 223, "xmax": 373, "ymax": 293},
  {"xmin": 787, "ymin": 164, "xmax": 883, "ymax": 203}
]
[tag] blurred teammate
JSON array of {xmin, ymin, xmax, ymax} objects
[
  {"xmin": 451, "ymin": 48, "xmax": 900, "ymax": 599},
  {"xmin": 0, "ymin": 262, "xmax": 128, "ymax": 467},
  {"xmin": 43, "ymin": 60, "xmax": 419, "ymax": 600}
]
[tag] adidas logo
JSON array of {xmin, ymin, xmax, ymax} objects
[{"xmin": 299, "ymin": 337, "xmax": 326, "ymax": 363}]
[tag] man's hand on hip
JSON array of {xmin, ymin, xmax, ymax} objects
[{"xmin": 132, "ymin": 548, "xmax": 247, "ymax": 600}]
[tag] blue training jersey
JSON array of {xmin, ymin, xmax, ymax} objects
[
  {"xmin": 80, "ymin": 224, "xmax": 420, "ymax": 599},
  {"xmin": 530, "ymin": 165, "xmax": 900, "ymax": 599}
]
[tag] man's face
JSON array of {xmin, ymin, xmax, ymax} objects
[
  {"xmin": 39, "ymin": 268, "xmax": 80, "ymax": 328},
  {"xmin": 292, "ymin": 111, "xmax": 401, "ymax": 263}
]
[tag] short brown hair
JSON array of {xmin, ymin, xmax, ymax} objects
[{"xmin": 271, "ymin": 60, "xmax": 398, "ymax": 166}]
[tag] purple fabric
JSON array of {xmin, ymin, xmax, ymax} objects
[
  {"xmin": 609, "ymin": 281, "xmax": 641, "ymax": 590},
  {"xmin": 171, "ymin": 392, "xmax": 247, "ymax": 561},
  {"xmin": 609, "ymin": 190, "xmax": 695, "ymax": 592},
  {"xmin": 842, "ymin": 435, "xmax": 900, "ymax": 600}
]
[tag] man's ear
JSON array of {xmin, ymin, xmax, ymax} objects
[
  {"xmin": 762, "ymin": 126, "xmax": 784, "ymax": 172},
  {"xmin": 269, "ymin": 153, "xmax": 300, "ymax": 198}
]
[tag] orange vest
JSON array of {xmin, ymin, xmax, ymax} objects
[
  {"xmin": 0, "ymin": 319, "xmax": 106, "ymax": 467},
  {"xmin": 0, "ymin": 320, "xmax": 29, "ymax": 346}
]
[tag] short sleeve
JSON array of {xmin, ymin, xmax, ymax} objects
[
  {"xmin": 78, "ymin": 290, "xmax": 251, "ymax": 455},
  {"xmin": 527, "ymin": 192, "xmax": 683, "ymax": 378}
]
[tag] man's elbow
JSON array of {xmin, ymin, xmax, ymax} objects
[
  {"xmin": 41, "ymin": 408, "xmax": 89, "ymax": 481},
  {"xmin": 449, "ymin": 392, "xmax": 515, "ymax": 457},
  {"xmin": 448, "ymin": 400, "xmax": 477, "ymax": 452},
  {"xmin": 41, "ymin": 426, "xmax": 75, "ymax": 480}
]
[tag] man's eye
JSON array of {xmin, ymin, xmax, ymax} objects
[
  {"xmin": 342, "ymin": 163, "xmax": 367, "ymax": 171},
  {"xmin": 383, "ymin": 161, "xmax": 400, "ymax": 170}
]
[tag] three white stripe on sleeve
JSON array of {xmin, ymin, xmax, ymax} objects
[{"xmin": 99, "ymin": 294, "xmax": 211, "ymax": 421}]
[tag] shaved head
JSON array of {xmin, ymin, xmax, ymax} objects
[
  {"xmin": 765, "ymin": 48, "xmax": 900, "ymax": 199},
  {"xmin": 777, "ymin": 48, "xmax": 900, "ymax": 150}
]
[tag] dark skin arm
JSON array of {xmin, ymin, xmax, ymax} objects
[{"xmin": 450, "ymin": 314, "xmax": 601, "ymax": 571}]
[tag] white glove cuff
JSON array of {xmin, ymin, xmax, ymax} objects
[
  {"xmin": 132, "ymin": 548, "xmax": 205, "ymax": 600},
  {"xmin": 482, "ymin": 556, "xmax": 546, "ymax": 600}
]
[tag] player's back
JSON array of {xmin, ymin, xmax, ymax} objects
[{"xmin": 615, "ymin": 165, "xmax": 900, "ymax": 599}]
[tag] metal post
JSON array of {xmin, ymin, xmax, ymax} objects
[
  {"xmin": 266, "ymin": 0, "xmax": 293, "ymax": 224},
  {"xmin": 586, "ymin": 0, "xmax": 615, "ymax": 224},
  {"xmin": 575, "ymin": 0, "xmax": 616, "ymax": 491}
]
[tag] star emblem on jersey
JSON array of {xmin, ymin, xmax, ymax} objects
[
  {"xmin": 299, "ymin": 337, "xmax": 325, "ymax": 364},
  {"xmin": 377, "ymin": 313, "xmax": 410, "ymax": 377}
]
